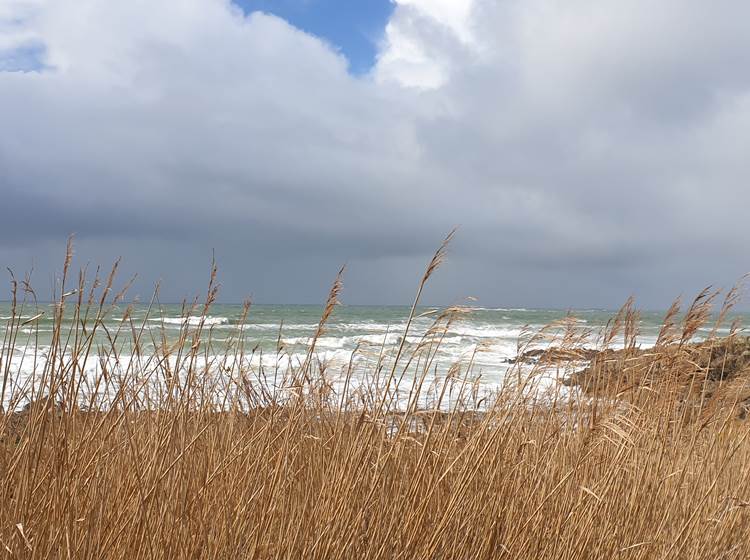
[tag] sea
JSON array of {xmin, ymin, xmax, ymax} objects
[{"xmin": 1, "ymin": 303, "xmax": 747, "ymax": 410}]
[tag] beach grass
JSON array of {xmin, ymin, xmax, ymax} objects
[{"xmin": 1, "ymin": 237, "xmax": 750, "ymax": 559}]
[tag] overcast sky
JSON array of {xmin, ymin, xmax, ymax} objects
[{"xmin": 1, "ymin": 0, "xmax": 748, "ymax": 309}]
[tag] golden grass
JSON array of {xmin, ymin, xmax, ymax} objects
[{"xmin": 1, "ymin": 239, "xmax": 750, "ymax": 559}]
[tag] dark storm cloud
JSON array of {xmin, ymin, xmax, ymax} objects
[{"xmin": 0, "ymin": 0, "xmax": 748, "ymax": 308}]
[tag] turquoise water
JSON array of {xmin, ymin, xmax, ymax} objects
[
  {"xmin": 1, "ymin": 302, "xmax": 747, "ymax": 410},
  {"xmin": 3, "ymin": 302, "xmax": 746, "ymax": 362}
]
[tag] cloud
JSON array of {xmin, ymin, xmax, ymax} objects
[
  {"xmin": 375, "ymin": 0, "xmax": 476, "ymax": 88},
  {"xmin": 0, "ymin": 0, "xmax": 748, "ymax": 307}
]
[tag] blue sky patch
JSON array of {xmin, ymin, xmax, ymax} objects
[
  {"xmin": 233, "ymin": 0, "xmax": 394, "ymax": 75},
  {"xmin": 0, "ymin": 42, "xmax": 47, "ymax": 73}
]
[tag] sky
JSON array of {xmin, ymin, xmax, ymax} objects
[
  {"xmin": 231, "ymin": 0, "xmax": 394, "ymax": 75},
  {"xmin": 0, "ymin": 0, "xmax": 749, "ymax": 309}
]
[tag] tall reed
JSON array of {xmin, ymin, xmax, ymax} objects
[{"xmin": 0, "ymin": 240, "xmax": 749, "ymax": 559}]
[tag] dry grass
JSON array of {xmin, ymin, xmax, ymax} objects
[{"xmin": 1, "ymin": 241, "xmax": 750, "ymax": 559}]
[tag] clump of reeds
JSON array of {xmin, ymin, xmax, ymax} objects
[{"xmin": 1, "ymin": 237, "xmax": 750, "ymax": 559}]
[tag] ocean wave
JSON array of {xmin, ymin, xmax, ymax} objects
[
  {"xmin": 446, "ymin": 325, "xmax": 524, "ymax": 338},
  {"xmin": 150, "ymin": 316, "xmax": 229, "ymax": 326},
  {"xmin": 241, "ymin": 322, "xmax": 318, "ymax": 331},
  {"xmin": 281, "ymin": 333, "xmax": 427, "ymax": 349},
  {"xmin": 0, "ymin": 342, "xmax": 564, "ymax": 412}
]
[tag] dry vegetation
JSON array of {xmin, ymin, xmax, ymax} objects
[{"xmin": 1, "ymin": 237, "xmax": 750, "ymax": 559}]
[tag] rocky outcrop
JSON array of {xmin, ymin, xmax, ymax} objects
[
  {"xmin": 506, "ymin": 347, "xmax": 600, "ymax": 364},
  {"xmin": 563, "ymin": 336, "xmax": 750, "ymax": 390},
  {"xmin": 561, "ymin": 336, "xmax": 750, "ymax": 421}
]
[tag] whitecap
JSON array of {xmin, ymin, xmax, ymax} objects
[{"xmin": 150, "ymin": 316, "xmax": 229, "ymax": 326}]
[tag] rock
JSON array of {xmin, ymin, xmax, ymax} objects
[
  {"xmin": 510, "ymin": 347, "xmax": 599, "ymax": 365},
  {"xmin": 559, "ymin": 336, "xmax": 750, "ymax": 421}
]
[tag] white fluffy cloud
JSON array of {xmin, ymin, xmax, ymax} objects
[
  {"xmin": 1, "ymin": 0, "xmax": 749, "ymax": 306},
  {"xmin": 375, "ymin": 0, "xmax": 476, "ymax": 88}
]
